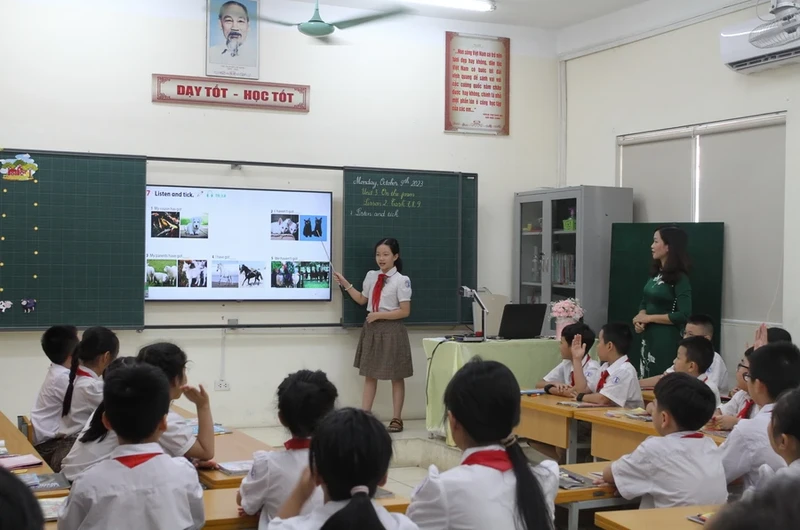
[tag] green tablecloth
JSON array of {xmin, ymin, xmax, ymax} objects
[{"xmin": 423, "ymin": 338, "xmax": 565, "ymax": 444}]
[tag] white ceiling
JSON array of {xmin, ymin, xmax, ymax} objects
[{"xmin": 300, "ymin": 0, "xmax": 651, "ymax": 29}]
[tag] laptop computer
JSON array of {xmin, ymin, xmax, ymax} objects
[{"xmin": 495, "ymin": 304, "xmax": 547, "ymax": 340}]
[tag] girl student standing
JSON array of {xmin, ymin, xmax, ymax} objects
[{"xmin": 333, "ymin": 238, "xmax": 412, "ymax": 433}]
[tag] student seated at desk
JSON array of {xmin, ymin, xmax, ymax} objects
[
  {"xmin": 269, "ymin": 408, "xmax": 417, "ymax": 530},
  {"xmin": 719, "ymin": 341, "xmax": 800, "ymax": 490},
  {"xmin": 238, "ymin": 370, "xmax": 338, "ymax": 528},
  {"xmin": 58, "ymin": 363, "xmax": 205, "ymax": 530},
  {"xmin": 706, "ymin": 474, "xmax": 800, "ymax": 530},
  {"xmin": 536, "ymin": 323, "xmax": 601, "ymax": 397},
  {"xmin": 572, "ymin": 323, "xmax": 643, "ymax": 409},
  {"xmin": 407, "ymin": 359, "xmax": 558, "ymax": 530},
  {"xmin": 639, "ymin": 314, "xmax": 729, "ymax": 394},
  {"xmin": 645, "ymin": 337, "xmax": 720, "ymax": 414},
  {"xmin": 31, "ymin": 325, "xmax": 80, "ymax": 464},
  {"xmin": 601, "ymin": 372, "xmax": 727, "ymax": 508},
  {"xmin": 711, "ymin": 347, "xmax": 759, "ymax": 431},
  {"xmin": 749, "ymin": 386, "xmax": 800, "ymax": 493},
  {"xmin": 61, "ymin": 343, "xmax": 216, "ymax": 482},
  {"xmin": 52, "ymin": 327, "xmax": 120, "ymax": 472},
  {"xmin": 0, "ymin": 466, "xmax": 45, "ymax": 530}
]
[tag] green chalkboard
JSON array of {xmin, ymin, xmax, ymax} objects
[
  {"xmin": 0, "ymin": 151, "xmax": 146, "ymax": 330},
  {"xmin": 607, "ymin": 223, "xmax": 724, "ymax": 371},
  {"xmin": 342, "ymin": 169, "xmax": 477, "ymax": 326}
]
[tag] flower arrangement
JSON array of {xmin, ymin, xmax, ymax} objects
[{"xmin": 550, "ymin": 298, "xmax": 584, "ymax": 320}]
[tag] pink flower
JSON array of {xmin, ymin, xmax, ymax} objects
[{"xmin": 549, "ymin": 298, "xmax": 584, "ymax": 319}]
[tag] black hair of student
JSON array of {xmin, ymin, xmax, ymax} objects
[
  {"xmin": 0, "ymin": 466, "xmax": 45, "ymax": 530},
  {"xmin": 80, "ymin": 357, "xmax": 137, "ymax": 444},
  {"xmin": 62, "ymin": 326, "xmax": 120, "ymax": 417},
  {"xmin": 649, "ymin": 225, "xmax": 690, "ymax": 284},
  {"xmin": 375, "ymin": 238, "xmax": 403, "ymax": 274},
  {"xmin": 561, "ymin": 323, "xmax": 595, "ymax": 355},
  {"xmin": 653, "ymin": 372, "xmax": 716, "ymax": 431},
  {"xmin": 767, "ymin": 327, "xmax": 793, "ymax": 344},
  {"xmin": 219, "ymin": 0, "xmax": 249, "ymax": 20},
  {"xmin": 749, "ymin": 341, "xmax": 800, "ymax": 401},
  {"xmin": 686, "ymin": 314, "xmax": 714, "ymax": 337},
  {"xmin": 444, "ymin": 358, "xmax": 554, "ymax": 530},
  {"xmin": 706, "ymin": 474, "xmax": 800, "ymax": 530},
  {"xmin": 743, "ymin": 346, "xmax": 754, "ymax": 359},
  {"xmin": 600, "ymin": 323, "xmax": 633, "ymax": 356},
  {"xmin": 679, "ymin": 336, "xmax": 715, "ymax": 374},
  {"xmin": 103, "ymin": 364, "xmax": 171, "ymax": 443},
  {"xmin": 771, "ymin": 386, "xmax": 800, "ymax": 441},
  {"xmin": 136, "ymin": 342, "xmax": 189, "ymax": 387},
  {"xmin": 40, "ymin": 325, "xmax": 79, "ymax": 365},
  {"xmin": 277, "ymin": 370, "xmax": 338, "ymax": 438},
  {"xmin": 310, "ymin": 408, "xmax": 392, "ymax": 530}
]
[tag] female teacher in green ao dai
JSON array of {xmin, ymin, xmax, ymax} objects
[{"xmin": 633, "ymin": 225, "xmax": 692, "ymax": 377}]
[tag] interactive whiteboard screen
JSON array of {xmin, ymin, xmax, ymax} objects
[{"xmin": 145, "ymin": 185, "xmax": 332, "ymax": 301}]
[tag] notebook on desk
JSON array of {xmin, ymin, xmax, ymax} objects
[
  {"xmin": 558, "ymin": 470, "xmax": 596, "ymax": 490},
  {"xmin": 0, "ymin": 454, "xmax": 41, "ymax": 470},
  {"xmin": 556, "ymin": 402, "xmax": 608, "ymax": 408}
]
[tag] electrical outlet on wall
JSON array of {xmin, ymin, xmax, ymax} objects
[{"xmin": 214, "ymin": 379, "xmax": 231, "ymax": 391}]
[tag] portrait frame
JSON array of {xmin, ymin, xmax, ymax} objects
[{"xmin": 206, "ymin": 0, "xmax": 260, "ymax": 80}]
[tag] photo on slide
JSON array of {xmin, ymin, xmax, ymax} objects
[
  {"xmin": 298, "ymin": 215, "xmax": 328, "ymax": 242},
  {"xmin": 270, "ymin": 214, "xmax": 299, "ymax": 241},
  {"xmin": 212, "ymin": 260, "xmax": 239, "ymax": 288},
  {"xmin": 180, "ymin": 213, "xmax": 209, "ymax": 239},
  {"xmin": 151, "ymin": 211, "xmax": 180, "ymax": 238},
  {"xmin": 271, "ymin": 261, "xmax": 330, "ymax": 288},
  {"xmin": 146, "ymin": 259, "xmax": 178, "ymax": 287},
  {"xmin": 299, "ymin": 261, "xmax": 330, "ymax": 288},
  {"xmin": 239, "ymin": 261, "xmax": 267, "ymax": 287},
  {"xmin": 178, "ymin": 259, "xmax": 208, "ymax": 287}
]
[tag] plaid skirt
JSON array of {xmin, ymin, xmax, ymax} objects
[
  {"xmin": 36, "ymin": 433, "xmax": 79, "ymax": 473},
  {"xmin": 354, "ymin": 320, "xmax": 413, "ymax": 380}
]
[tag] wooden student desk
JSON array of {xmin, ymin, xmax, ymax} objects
[
  {"xmin": 516, "ymin": 396, "xmax": 615, "ymax": 464},
  {"xmin": 556, "ymin": 462, "xmax": 636, "ymax": 530},
  {"xmin": 0, "ymin": 412, "xmax": 70, "ymax": 499},
  {"xmin": 595, "ymin": 504, "xmax": 721, "ymax": 530},
  {"xmin": 573, "ymin": 410, "xmax": 727, "ymax": 461},
  {"xmin": 641, "ymin": 390, "xmax": 655, "ymax": 405}
]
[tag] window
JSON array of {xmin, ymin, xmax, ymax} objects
[{"xmin": 617, "ymin": 114, "xmax": 785, "ymax": 322}]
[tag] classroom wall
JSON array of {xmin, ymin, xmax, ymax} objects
[
  {"xmin": 0, "ymin": 0, "xmax": 558, "ymax": 425},
  {"xmin": 564, "ymin": 6, "xmax": 800, "ymax": 377}
]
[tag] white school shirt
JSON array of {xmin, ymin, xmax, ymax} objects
[
  {"xmin": 57, "ymin": 367, "xmax": 104, "ymax": 437},
  {"xmin": 31, "ymin": 363, "xmax": 71, "ymax": 445},
  {"xmin": 239, "ymin": 446, "xmax": 324, "ymax": 529},
  {"xmin": 752, "ymin": 459, "xmax": 800, "ymax": 496},
  {"xmin": 361, "ymin": 267, "xmax": 412, "ymax": 313},
  {"xmin": 719, "ymin": 390, "xmax": 760, "ymax": 419},
  {"xmin": 61, "ymin": 410, "xmax": 197, "ymax": 482},
  {"xmin": 406, "ymin": 445, "xmax": 560, "ymax": 529},
  {"xmin": 611, "ymin": 431, "xmax": 728, "ymax": 509},
  {"xmin": 598, "ymin": 356, "xmax": 644, "ymax": 409},
  {"xmin": 57, "ymin": 442, "xmax": 204, "ymax": 530},
  {"xmin": 267, "ymin": 499, "xmax": 418, "ymax": 530},
  {"xmin": 719, "ymin": 403, "xmax": 786, "ymax": 489},
  {"xmin": 698, "ymin": 374, "xmax": 722, "ymax": 408},
  {"xmin": 543, "ymin": 356, "xmax": 602, "ymax": 391},
  {"xmin": 665, "ymin": 352, "xmax": 730, "ymax": 394}
]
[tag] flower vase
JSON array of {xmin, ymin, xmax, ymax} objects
[{"xmin": 555, "ymin": 317, "xmax": 577, "ymax": 340}]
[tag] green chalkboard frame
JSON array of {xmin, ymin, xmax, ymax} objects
[
  {"xmin": 342, "ymin": 167, "xmax": 478, "ymax": 327},
  {"xmin": 0, "ymin": 150, "xmax": 146, "ymax": 330}
]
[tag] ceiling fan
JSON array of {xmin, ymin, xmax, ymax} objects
[
  {"xmin": 258, "ymin": 0, "xmax": 410, "ymax": 43},
  {"xmin": 749, "ymin": 0, "xmax": 800, "ymax": 48}
]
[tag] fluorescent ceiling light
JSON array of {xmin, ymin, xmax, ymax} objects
[{"xmin": 406, "ymin": 0, "xmax": 496, "ymax": 12}]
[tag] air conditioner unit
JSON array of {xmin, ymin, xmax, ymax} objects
[{"xmin": 721, "ymin": 1, "xmax": 800, "ymax": 73}]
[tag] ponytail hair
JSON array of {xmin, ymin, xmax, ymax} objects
[
  {"xmin": 311, "ymin": 408, "xmax": 391, "ymax": 530},
  {"xmin": 277, "ymin": 370, "xmax": 338, "ymax": 438},
  {"xmin": 80, "ymin": 357, "xmax": 136, "ymax": 444},
  {"xmin": 136, "ymin": 342, "xmax": 189, "ymax": 387},
  {"xmin": 444, "ymin": 358, "xmax": 554, "ymax": 530},
  {"xmin": 374, "ymin": 238, "xmax": 403, "ymax": 274},
  {"xmin": 61, "ymin": 327, "xmax": 120, "ymax": 417}
]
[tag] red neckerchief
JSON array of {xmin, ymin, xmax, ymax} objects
[
  {"xmin": 570, "ymin": 356, "xmax": 589, "ymax": 387},
  {"xmin": 371, "ymin": 274, "xmax": 388, "ymax": 313},
  {"xmin": 681, "ymin": 433, "xmax": 704, "ymax": 439},
  {"xmin": 284, "ymin": 438, "xmax": 311, "ymax": 450},
  {"xmin": 76, "ymin": 368, "xmax": 94, "ymax": 378},
  {"xmin": 461, "ymin": 450, "xmax": 512, "ymax": 472},
  {"xmin": 738, "ymin": 399, "xmax": 755, "ymax": 419},
  {"xmin": 596, "ymin": 358, "xmax": 630, "ymax": 392},
  {"xmin": 114, "ymin": 453, "xmax": 161, "ymax": 469}
]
